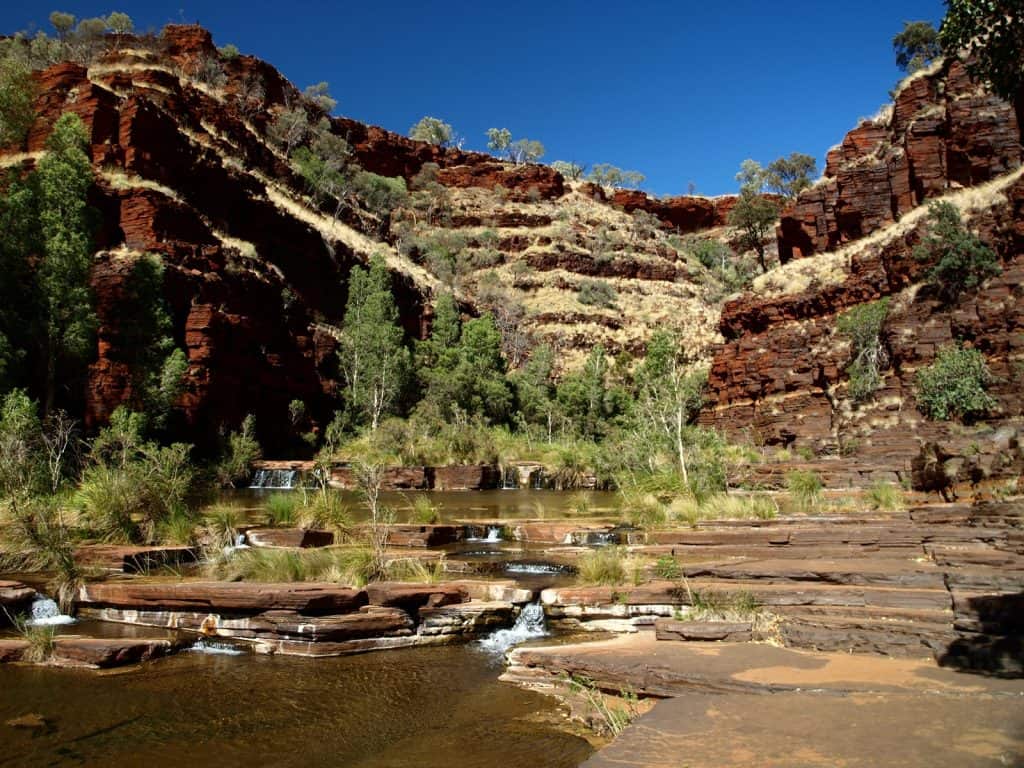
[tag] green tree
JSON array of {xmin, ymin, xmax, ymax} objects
[
  {"xmin": 486, "ymin": 127, "xmax": 511, "ymax": 155},
  {"xmin": 727, "ymin": 192, "xmax": 779, "ymax": 272},
  {"xmin": 0, "ymin": 58, "xmax": 36, "ymax": 147},
  {"xmin": 634, "ymin": 332, "xmax": 707, "ymax": 485},
  {"xmin": 0, "ymin": 169, "xmax": 40, "ymax": 392},
  {"xmin": 486, "ymin": 128, "xmax": 544, "ymax": 164},
  {"xmin": 893, "ymin": 21, "xmax": 942, "ymax": 73},
  {"xmin": 836, "ymin": 298, "xmax": 890, "ymax": 403},
  {"xmin": 338, "ymin": 256, "xmax": 411, "ymax": 430},
  {"xmin": 941, "ymin": 1, "xmax": 1023, "ymax": 102},
  {"xmin": 914, "ymin": 200, "xmax": 1000, "ymax": 301},
  {"xmin": 409, "ymin": 116, "xmax": 455, "ymax": 147},
  {"xmin": 556, "ymin": 346, "xmax": 625, "ymax": 440},
  {"xmin": 117, "ymin": 254, "xmax": 187, "ymax": 429},
  {"xmin": 765, "ymin": 153, "xmax": 817, "ymax": 199},
  {"xmin": 36, "ymin": 113, "xmax": 97, "ymax": 415},
  {"xmin": 303, "ymin": 82, "xmax": 336, "ymax": 113},
  {"xmin": 48, "ymin": 11, "xmax": 76, "ymax": 43},
  {"xmin": 292, "ymin": 126, "xmax": 351, "ymax": 215},
  {"xmin": 551, "ymin": 161, "xmax": 584, "ymax": 180},
  {"xmin": 105, "ymin": 12, "xmax": 133, "ymax": 37},
  {"xmin": 587, "ymin": 163, "xmax": 645, "ymax": 189},
  {"xmin": 267, "ymin": 106, "xmax": 310, "ymax": 155},
  {"xmin": 916, "ymin": 343, "xmax": 996, "ymax": 421},
  {"xmin": 511, "ymin": 344, "xmax": 557, "ymax": 439}
]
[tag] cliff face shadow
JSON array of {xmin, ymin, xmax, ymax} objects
[{"xmin": 938, "ymin": 590, "xmax": 1024, "ymax": 678}]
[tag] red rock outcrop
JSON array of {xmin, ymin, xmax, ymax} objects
[{"xmin": 778, "ymin": 59, "xmax": 1021, "ymax": 261}]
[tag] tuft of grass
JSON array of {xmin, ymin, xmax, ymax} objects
[
  {"xmin": 566, "ymin": 675, "xmax": 640, "ymax": 738},
  {"xmin": 201, "ymin": 505, "xmax": 241, "ymax": 550},
  {"xmin": 297, "ymin": 492, "xmax": 352, "ymax": 536},
  {"xmin": 865, "ymin": 482, "xmax": 904, "ymax": 512},
  {"xmin": 621, "ymin": 491, "xmax": 669, "ymax": 528},
  {"xmin": 577, "ymin": 547, "xmax": 627, "ymax": 586},
  {"xmin": 159, "ymin": 510, "xmax": 198, "ymax": 545},
  {"xmin": 786, "ymin": 470, "xmax": 823, "ymax": 513},
  {"xmin": 264, "ymin": 493, "xmax": 300, "ymax": 526},
  {"xmin": 408, "ymin": 494, "xmax": 441, "ymax": 524},
  {"xmin": 654, "ymin": 555, "xmax": 681, "ymax": 580},
  {"xmin": 385, "ymin": 557, "xmax": 443, "ymax": 583},
  {"xmin": 567, "ymin": 492, "xmax": 593, "ymax": 516},
  {"xmin": 689, "ymin": 590, "xmax": 759, "ymax": 621},
  {"xmin": 9, "ymin": 614, "xmax": 56, "ymax": 663}
]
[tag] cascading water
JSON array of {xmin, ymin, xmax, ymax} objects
[
  {"xmin": 27, "ymin": 597, "xmax": 75, "ymax": 626},
  {"xmin": 188, "ymin": 638, "xmax": 246, "ymax": 656},
  {"xmin": 465, "ymin": 526, "xmax": 503, "ymax": 543},
  {"xmin": 248, "ymin": 469, "xmax": 298, "ymax": 490},
  {"xmin": 477, "ymin": 601, "xmax": 547, "ymax": 655},
  {"xmin": 500, "ymin": 469, "xmax": 518, "ymax": 490}
]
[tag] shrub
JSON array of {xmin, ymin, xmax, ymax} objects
[
  {"xmin": 264, "ymin": 492, "xmax": 300, "ymax": 526},
  {"xmin": 836, "ymin": 299, "xmax": 890, "ymax": 402},
  {"xmin": 0, "ymin": 495, "xmax": 82, "ymax": 612},
  {"xmin": 408, "ymin": 494, "xmax": 440, "ymax": 524},
  {"xmin": 914, "ymin": 201, "xmax": 1000, "ymax": 301},
  {"xmin": 915, "ymin": 344, "xmax": 997, "ymax": 421},
  {"xmin": 577, "ymin": 280, "xmax": 617, "ymax": 308},
  {"xmin": 409, "ymin": 116, "xmax": 454, "ymax": 147},
  {"xmin": 654, "ymin": 555, "xmax": 681, "ymax": 580},
  {"xmin": 216, "ymin": 415, "xmax": 261, "ymax": 488},
  {"xmin": 786, "ymin": 470, "xmax": 822, "ymax": 512},
  {"xmin": 218, "ymin": 43, "xmax": 240, "ymax": 60},
  {"xmin": 10, "ymin": 615, "xmax": 56, "ymax": 663},
  {"xmin": 550, "ymin": 160, "xmax": 584, "ymax": 180},
  {"xmin": 577, "ymin": 547, "xmax": 627, "ymax": 585},
  {"xmin": 866, "ymin": 482, "xmax": 904, "ymax": 511},
  {"xmin": 352, "ymin": 171, "xmax": 408, "ymax": 217}
]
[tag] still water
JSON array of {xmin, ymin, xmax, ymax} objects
[{"xmin": 0, "ymin": 644, "xmax": 593, "ymax": 767}]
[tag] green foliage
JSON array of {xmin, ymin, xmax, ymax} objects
[
  {"xmin": 577, "ymin": 546, "xmax": 627, "ymax": 585},
  {"xmin": 116, "ymin": 254, "xmax": 186, "ymax": 428},
  {"xmin": 836, "ymin": 298, "xmax": 890, "ymax": 402},
  {"xmin": 216, "ymin": 414, "xmax": 261, "ymax": 488},
  {"xmin": 940, "ymin": 1, "xmax": 1022, "ymax": 101},
  {"xmin": 292, "ymin": 126, "xmax": 351, "ymax": 211},
  {"xmin": 264, "ymin": 492, "xmax": 300, "ymax": 526},
  {"xmin": 0, "ymin": 494, "xmax": 82, "ymax": 612},
  {"xmin": 914, "ymin": 201, "xmax": 1000, "ymax": 301},
  {"xmin": 409, "ymin": 116, "xmax": 455, "ymax": 147},
  {"xmin": 49, "ymin": 11, "xmax": 76, "ymax": 41},
  {"xmin": 268, "ymin": 106, "xmax": 311, "ymax": 155},
  {"xmin": 78, "ymin": 414, "xmax": 196, "ymax": 545},
  {"xmin": 105, "ymin": 12, "xmax": 133, "ymax": 36},
  {"xmin": 866, "ymin": 481, "xmax": 904, "ymax": 511},
  {"xmin": 337, "ymin": 256, "xmax": 411, "ymax": 430},
  {"xmin": 408, "ymin": 494, "xmax": 441, "ymax": 524},
  {"xmin": 37, "ymin": 113, "xmax": 97, "ymax": 412},
  {"xmin": 566, "ymin": 674, "xmax": 640, "ymax": 738},
  {"xmin": 486, "ymin": 128, "xmax": 544, "ymax": 164},
  {"xmin": 654, "ymin": 555, "xmax": 681, "ymax": 580},
  {"xmin": 577, "ymin": 279, "xmax": 617, "ymax": 308},
  {"xmin": 786, "ymin": 470, "xmax": 822, "ymax": 513},
  {"xmin": 915, "ymin": 343, "xmax": 997, "ymax": 421},
  {"xmin": 0, "ymin": 58, "xmax": 36, "ymax": 146},
  {"xmin": 765, "ymin": 152, "xmax": 817, "ymax": 198},
  {"xmin": 352, "ymin": 170, "xmax": 407, "ymax": 218},
  {"xmin": 10, "ymin": 613, "xmax": 57, "ymax": 663},
  {"xmin": 727, "ymin": 185, "xmax": 779, "ymax": 272},
  {"xmin": 0, "ymin": 390, "xmax": 46, "ymax": 496},
  {"xmin": 893, "ymin": 21, "xmax": 942, "ymax": 73},
  {"xmin": 550, "ymin": 160, "xmax": 584, "ymax": 180},
  {"xmin": 218, "ymin": 43, "xmax": 240, "ymax": 60},
  {"xmin": 586, "ymin": 163, "xmax": 645, "ymax": 189},
  {"xmin": 556, "ymin": 346, "xmax": 625, "ymax": 441},
  {"xmin": 302, "ymin": 81, "xmax": 336, "ymax": 113}
]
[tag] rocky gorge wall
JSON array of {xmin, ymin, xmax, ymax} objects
[{"xmin": 702, "ymin": 58, "xmax": 1024, "ymax": 494}]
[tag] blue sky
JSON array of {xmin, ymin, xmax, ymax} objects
[{"xmin": 5, "ymin": 1, "xmax": 946, "ymax": 196}]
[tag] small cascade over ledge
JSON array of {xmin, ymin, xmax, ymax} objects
[
  {"xmin": 27, "ymin": 597, "xmax": 75, "ymax": 626},
  {"xmin": 477, "ymin": 602, "xmax": 548, "ymax": 655},
  {"xmin": 249, "ymin": 469, "xmax": 298, "ymax": 490}
]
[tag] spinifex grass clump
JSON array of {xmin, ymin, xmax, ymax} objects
[
  {"xmin": 865, "ymin": 481, "xmax": 904, "ymax": 512},
  {"xmin": 408, "ymin": 494, "xmax": 440, "ymax": 524},
  {"xmin": 786, "ymin": 470, "xmax": 823, "ymax": 513},
  {"xmin": 8, "ymin": 614, "xmax": 56, "ymax": 663},
  {"xmin": 688, "ymin": 589, "xmax": 759, "ymax": 621},
  {"xmin": 264, "ymin": 492, "xmax": 300, "ymax": 526},
  {"xmin": 577, "ymin": 546, "xmax": 628, "ymax": 586}
]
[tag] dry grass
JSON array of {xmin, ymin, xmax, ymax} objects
[{"xmin": 100, "ymin": 168, "xmax": 183, "ymax": 201}]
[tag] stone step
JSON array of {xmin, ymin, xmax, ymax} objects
[
  {"xmin": 778, "ymin": 613, "xmax": 957, "ymax": 657},
  {"xmin": 654, "ymin": 619, "xmax": 753, "ymax": 642},
  {"xmin": 682, "ymin": 558, "xmax": 947, "ymax": 589},
  {"xmin": 0, "ymin": 636, "xmax": 189, "ymax": 668}
]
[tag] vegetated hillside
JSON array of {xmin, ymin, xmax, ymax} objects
[
  {"xmin": 1, "ymin": 24, "xmax": 745, "ymax": 450},
  {"xmin": 701, "ymin": 57, "xmax": 1023, "ymax": 496}
]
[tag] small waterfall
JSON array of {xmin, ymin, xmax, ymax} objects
[
  {"xmin": 222, "ymin": 533, "xmax": 249, "ymax": 556},
  {"xmin": 188, "ymin": 638, "xmax": 246, "ymax": 656},
  {"xmin": 478, "ymin": 602, "xmax": 547, "ymax": 654},
  {"xmin": 500, "ymin": 468, "xmax": 518, "ymax": 490},
  {"xmin": 27, "ymin": 597, "xmax": 75, "ymax": 626},
  {"xmin": 249, "ymin": 469, "xmax": 297, "ymax": 490},
  {"xmin": 505, "ymin": 562, "xmax": 568, "ymax": 575},
  {"xmin": 484, "ymin": 526, "xmax": 502, "ymax": 543},
  {"xmin": 531, "ymin": 469, "xmax": 546, "ymax": 490}
]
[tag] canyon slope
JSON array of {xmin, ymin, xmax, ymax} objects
[{"xmin": 2, "ymin": 24, "xmax": 1021, "ymax": 493}]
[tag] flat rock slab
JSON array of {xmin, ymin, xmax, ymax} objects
[
  {"xmin": 385, "ymin": 525, "xmax": 462, "ymax": 548},
  {"xmin": 0, "ymin": 637, "xmax": 188, "ymax": 668},
  {"xmin": 655, "ymin": 619, "xmax": 752, "ymax": 642},
  {"xmin": 583, "ymin": 689, "xmax": 1024, "ymax": 768},
  {"xmin": 75, "ymin": 545, "xmax": 198, "ymax": 573},
  {"xmin": 507, "ymin": 633, "xmax": 1024, "ymax": 698},
  {"xmin": 244, "ymin": 528, "xmax": 334, "ymax": 548},
  {"xmin": 0, "ymin": 580, "xmax": 36, "ymax": 613},
  {"xmin": 79, "ymin": 581, "xmax": 368, "ymax": 615},
  {"xmin": 364, "ymin": 582, "xmax": 466, "ymax": 611}
]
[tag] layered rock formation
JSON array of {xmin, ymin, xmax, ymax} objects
[{"xmin": 702, "ymin": 58, "xmax": 1023, "ymax": 492}]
